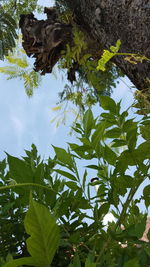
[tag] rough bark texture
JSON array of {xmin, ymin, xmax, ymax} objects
[
  {"xmin": 66, "ymin": 0, "xmax": 150, "ymax": 90},
  {"xmin": 19, "ymin": 8, "xmax": 73, "ymax": 75},
  {"xmin": 20, "ymin": 0, "xmax": 150, "ymax": 90}
]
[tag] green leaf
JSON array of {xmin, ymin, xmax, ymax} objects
[
  {"xmin": 85, "ymin": 257, "xmax": 96, "ymax": 267},
  {"xmin": 97, "ymin": 50, "xmax": 114, "ymax": 71},
  {"xmin": 110, "ymin": 39, "xmax": 121, "ymax": 53},
  {"xmin": 117, "ymin": 175, "xmax": 134, "ymax": 188},
  {"xmin": 79, "ymin": 137, "xmax": 91, "ymax": 146},
  {"xmin": 54, "ymin": 169, "xmax": 77, "ymax": 181},
  {"xmin": 126, "ymin": 127, "xmax": 138, "ymax": 150},
  {"xmin": 123, "ymin": 258, "xmax": 140, "ymax": 267},
  {"xmin": 53, "ymin": 146, "xmax": 74, "ymax": 170},
  {"xmin": 85, "ymin": 165, "xmax": 103, "ymax": 170},
  {"xmin": 69, "ymin": 253, "xmax": 81, "ymax": 267},
  {"xmin": 134, "ymin": 217, "xmax": 147, "ymax": 238},
  {"xmin": 122, "ymin": 120, "xmax": 137, "ymax": 133},
  {"xmin": 7, "ymin": 154, "xmax": 33, "ymax": 183},
  {"xmin": 119, "ymin": 110, "xmax": 128, "ymax": 125},
  {"xmin": 69, "ymin": 232, "xmax": 81, "ymax": 244},
  {"xmin": 83, "ymin": 109, "xmax": 94, "ymax": 136},
  {"xmin": 141, "ymin": 120, "xmax": 150, "ymax": 125},
  {"xmin": 65, "ymin": 181, "xmax": 79, "ymax": 191},
  {"xmin": 140, "ymin": 125, "xmax": 150, "ymax": 140},
  {"xmin": 98, "ymin": 203, "xmax": 110, "ymax": 219},
  {"xmin": 82, "ymin": 169, "xmax": 87, "ymax": 189},
  {"xmin": 91, "ymin": 123, "xmax": 105, "ymax": 148},
  {"xmin": 143, "ymin": 185, "xmax": 150, "ymax": 197},
  {"xmin": 104, "ymin": 145, "xmax": 117, "ymax": 166},
  {"xmin": 116, "ymin": 149, "xmax": 140, "ymax": 173},
  {"xmin": 3, "ymin": 257, "xmax": 35, "ymax": 267},
  {"xmin": 145, "ymin": 245, "xmax": 150, "ymax": 257},
  {"xmin": 137, "ymin": 141, "xmax": 150, "ymax": 160},
  {"xmin": 100, "ymin": 96, "xmax": 117, "ymax": 113},
  {"xmin": 126, "ymin": 216, "xmax": 147, "ymax": 239},
  {"xmin": 101, "ymin": 112, "xmax": 116, "ymax": 122},
  {"xmin": 105, "ymin": 127, "xmax": 122, "ymax": 138},
  {"xmin": 24, "ymin": 198, "xmax": 60, "ymax": 267},
  {"xmin": 78, "ymin": 198, "xmax": 91, "ymax": 209},
  {"xmin": 112, "ymin": 139, "xmax": 127, "ymax": 147}
]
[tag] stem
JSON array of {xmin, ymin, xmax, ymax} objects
[
  {"xmin": 74, "ymin": 160, "xmax": 88, "ymax": 200},
  {"xmin": 115, "ymin": 181, "xmax": 142, "ymax": 229},
  {"xmin": 116, "ymin": 53, "xmax": 150, "ymax": 62},
  {"xmin": 116, "ymin": 190, "xmax": 134, "ymax": 228}
]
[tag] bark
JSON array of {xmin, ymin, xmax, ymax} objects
[
  {"xmin": 66, "ymin": 0, "xmax": 150, "ymax": 91},
  {"xmin": 19, "ymin": 8, "xmax": 73, "ymax": 75},
  {"xmin": 19, "ymin": 1, "xmax": 150, "ymax": 91}
]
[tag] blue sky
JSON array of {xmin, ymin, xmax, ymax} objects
[{"xmin": 0, "ymin": 67, "xmax": 134, "ymax": 160}]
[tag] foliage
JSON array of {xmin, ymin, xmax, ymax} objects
[
  {"xmin": 0, "ymin": 0, "xmax": 42, "ymax": 59},
  {"xmin": 133, "ymin": 88, "xmax": 150, "ymax": 115},
  {"xmin": 4, "ymin": 196, "xmax": 59, "ymax": 267},
  {"xmin": 0, "ymin": 0, "xmax": 124, "ymax": 114},
  {"xmin": 0, "ymin": 97, "xmax": 150, "ymax": 266},
  {"xmin": 0, "ymin": 38, "xmax": 42, "ymax": 96},
  {"xmin": 97, "ymin": 39, "xmax": 150, "ymax": 72},
  {"xmin": 55, "ymin": 32, "xmax": 123, "ymax": 123},
  {"xmin": 1, "ymin": 0, "xmax": 42, "ymax": 20},
  {"xmin": 0, "ymin": 7, "xmax": 17, "ymax": 60},
  {"xmin": 97, "ymin": 40, "xmax": 121, "ymax": 71},
  {"xmin": 60, "ymin": 30, "xmax": 123, "ymax": 99}
]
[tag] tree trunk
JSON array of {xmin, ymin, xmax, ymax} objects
[
  {"xmin": 20, "ymin": 1, "xmax": 150, "ymax": 91},
  {"xmin": 65, "ymin": 0, "xmax": 150, "ymax": 91}
]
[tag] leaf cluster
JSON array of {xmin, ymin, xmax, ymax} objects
[
  {"xmin": 0, "ymin": 41, "xmax": 42, "ymax": 96},
  {"xmin": 0, "ymin": 7, "xmax": 17, "ymax": 60},
  {"xmin": 0, "ymin": 97, "xmax": 150, "ymax": 266},
  {"xmin": 58, "ymin": 35, "xmax": 123, "ymax": 115}
]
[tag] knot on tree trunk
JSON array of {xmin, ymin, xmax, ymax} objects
[{"xmin": 19, "ymin": 7, "xmax": 72, "ymax": 75}]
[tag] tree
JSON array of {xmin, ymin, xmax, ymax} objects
[
  {"xmin": 0, "ymin": 96, "xmax": 150, "ymax": 266},
  {"xmin": 0, "ymin": 1, "xmax": 150, "ymax": 266},
  {"xmin": 19, "ymin": 0, "xmax": 150, "ymax": 92},
  {"xmin": 0, "ymin": 1, "xmax": 125, "ymax": 112}
]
